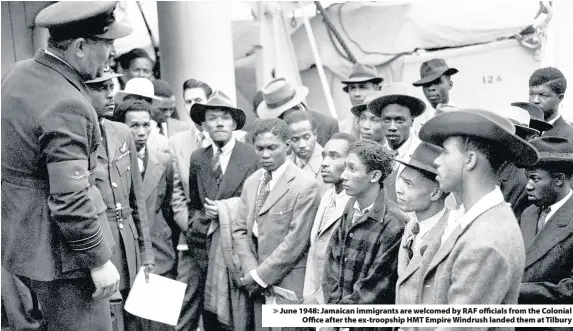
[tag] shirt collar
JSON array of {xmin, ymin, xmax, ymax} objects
[
  {"xmin": 417, "ymin": 207, "xmax": 446, "ymax": 237},
  {"xmin": 213, "ymin": 138, "xmax": 235, "ymax": 156},
  {"xmin": 457, "ymin": 186, "xmax": 505, "ymax": 230},
  {"xmin": 269, "ymin": 160, "xmax": 290, "ymax": 182},
  {"xmin": 44, "ymin": 49, "xmax": 75, "ymax": 70},
  {"xmin": 548, "ymin": 189, "xmax": 572, "ymax": 215},
  {"xmin": 386, "ymin": 133, "xmax": 418, "ymax": 158},
  {"xmin": 547, "ymin": 114, "xmax": 562, "ymax": 125},
  {"xmin": 353, "ymin": 199, "xmax": 375, "ymax": 214}
]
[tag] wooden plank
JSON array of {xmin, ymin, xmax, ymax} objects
[{"xmin": 1, "ymin": 2, "xmax": 17, "ymax": 75}]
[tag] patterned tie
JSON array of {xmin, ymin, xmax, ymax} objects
[
  {"xmin": 318, "ymin": 196, "xmax": 336, "ymax": 232},
  {"xmin": 404, "ymin": 220, "xmax": 420, "ymax": 261},
  {"xmin": 212, "ymin": 148, "xmax": 223, "ymax": 184},
  {"xmin": 536, "ymin": 206, "xmax": 551, "ymax": 234},
  {"xmin": 137, "ymin": 148, "xmax": 146, "ymax": 175},
  {"xmin": 254, "ymin": 171, "xmax": 273, "ymax": 223}
]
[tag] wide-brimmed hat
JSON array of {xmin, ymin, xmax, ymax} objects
[
  {"xmin": 528, "ymin": 136, "xmax": 573, "ymax": 168},
  {"xmin": 412, "ymin": 58, "xmax": 459, "ymax": 87},
  {"xmin": 341, "ymin": 63, "xmax": 384, "ymax": 93},
  {"xmin": 511, "ymin": 102, "xmax": 553, "ymax": 133},
  {"xmin": 85, "ymin": 66, "xmax": 123, "ymax": 84},
  {"xmin": 36, "ymin": 1, "xmax": 132, "ymax": 40},
  {"xmin": 367, "ymin": 83, "xmax": 426, "ymax": 118},
  {"xmin": 257, "ymin": 78, "xmax": 309, "ymax": 119},
  {"xmin": 191, "ymin": 91, "xmax": 246, "ymax": 130},
  {"xmin": 152, "ymin": 79, "xmax": 176, "ymax": 108},
  {"xmin": 395, "ymin": 142, "xmax": 443, "ymax": 176},
  {"xmin": 496, "ymin": 105, "xmax": 540, "ymax": 139},
  {"xmin": 115, "ymin": 78, "xmax": 162, "ymax": 107},
  {"xmin": 419, "ymin": 108, "xmax": 539, "ymax": 167}
]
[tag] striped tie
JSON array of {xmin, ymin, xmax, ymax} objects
[{"xmin": 212, "ymin": 148, "xmax": 223, "ymax": 184}]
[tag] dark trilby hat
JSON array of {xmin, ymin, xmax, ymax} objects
[
  {"xmin": 511, "ymin": 102, "xmax": 553, "ymax": 133},
  {"xmin": 419, "ymin": 108, "xmax": 539, "ymax": 167},
  {"xmin": 367, "ymin": 83, "xmax": 426, "ymax": 118},
  {"xmin": 191, "ymin": 91, "xmax": 246, "ymax": 130},
  {"xmin": 395, "ymin": 142, "xmax": 443, "ymax": 176},
  {"xmin": 152, "ymin": 80, "xmax": 177, "ymax": 108},
  {"xmin": 36, "ymin": 2, "xmax": 132, "ymax": 40},
  {"xmin": 342, "ymin": 63, "xmax": 384, "ymax": 93},
  {"xmin": 528, "ymin": 136, "xmax": 573, "ymax": 168},
  {"xmin": 412, "ymin": 58, "xmax": 459, "ymax": 87}
]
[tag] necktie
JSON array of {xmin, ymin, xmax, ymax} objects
[
  {"xmin": 297, "ymin": 158, "xmax": 306, "ymax": 169},
  {"xmin": 212, "ymin": 148, "xmax": 223, "ymax": 184},
  {"xmin": 254, "ymin": 171, "xmax": 273, "ymax": 223},
  {"xmin": 318, "ymin": 196, "xmax": 336, "ymax": 232},
  {"xmin": 390, "ymin": 149, "xmax": 400, "ymax": 171},
  {"xmin": 404, "ymin": 220, "xmax": 420, "ymax": 261},
  {"xmin": 536, "ymin": 206, "xmax": 551, "ymax": 234},
  {"xmin": 137, "ymin": 148, "xmax": 146, "ymax": 175}
]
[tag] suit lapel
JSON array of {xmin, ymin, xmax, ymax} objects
[
  {"xmin": 306, "ymin": 145, "xmax": 323, "ymax": 177},
  {"xmin": 104, "ymin": 121, "xmax": 117, "ymax": 162},
  {"xmin": 217, "ymin": 142, "xmax": 248, "ymax": 199},
  {"xmin": 521, "ymin": 206, "xmax": 540, "ymax": 249},
  {"xmin": 317, "ymin": 192, "xmax": 347, "ymax": 237},
  {"xmin": 258, "ymin": 162, "xmax": 295, "ymax": 216},
  {"xmin": 199, "ymin": 147, "xmax": 219, "ymax": 199},
  {"xmin": 423, "ymin": 224, "xmax": 463, "ymax": 278},
  {"xmin": 524, "ymin": 196, "xmax": 573, "ymax": 268},
  {"xmin": 142, "ymin": 150, "xmax": 167, "ymax": 200}
]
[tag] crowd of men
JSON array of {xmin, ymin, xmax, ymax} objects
[{"xmin": 1, "ymin": 2, "xmax": 572, "ymax": 331}]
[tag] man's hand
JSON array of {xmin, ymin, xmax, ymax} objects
[
  {"xmin": 143, "ymin": 263, "xmax": 155, "ymax": 283},
  {"xmin": 91, "ymin": 260, "xmax": 120, "ymax": 300},
  {"xmin": 204, "ymin": 198, "xmax": 219, "ymax": 219},
  {"xmin": 241, "ymin": 272, "xmax": 262, "ymax": 294}
]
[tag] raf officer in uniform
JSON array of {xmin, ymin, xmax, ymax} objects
[
  {"xmin": 85, "ymin": 71, "xmax": 155, "ymax": 331},
  {"xmin": 1, "ymin": 2, "xmax": 131, "ymax": 330}
]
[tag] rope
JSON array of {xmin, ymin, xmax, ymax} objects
[{"xmin": 314, "ymin": 1, "xmax": 358, "ymax": 64}]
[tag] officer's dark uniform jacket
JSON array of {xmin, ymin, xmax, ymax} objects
[
  {"xmin": 1, "ymin": 50, "xmax": 114, "ymax": 280},
  {"xmin": 95, "ymin": 119, "xmax": 154, "ymax": 290}
]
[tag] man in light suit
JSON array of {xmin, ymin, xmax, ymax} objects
[
  {"xmin": 232, "ymin": 118, "xmax": 321, "ymax": 331},
  {"xmin": 284, "ymin": 110, "xmax": 330, "ymax": 193},
  {"xmin": 519, "ymin": 137, "xmax": 573, "ymax": 313},
  {"xmin": 302, "ymin": 133, "xmax": 357, "ymax": 303},
  {"xmin": 394, "ymin": 142, "xmax": 449, "ymax": 308},
  {"xmin": 416, "ymin": 109, "xmax": 538, "ymax": 323}
]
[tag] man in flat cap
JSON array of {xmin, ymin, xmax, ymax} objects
[
  {"xmin": 529, "ymin": 67, "xmax": 573, "ymax": 141},
  {"xmin": 519, "ymin": 137, "xmax": 573, "ymax": 316},
  {"xmin": 1, "ymin": 2, "xmax": 131, "ymax": 330},
  {"xmin": 340, "ymin": 63, "xmax": 383, "ymax": 139},
  {"xmin": 416, "ymin": 109, "xmax": 538, "ymax": 309}
]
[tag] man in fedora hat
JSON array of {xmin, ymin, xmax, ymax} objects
[
  {"xmin": 151, "ymin": 79, "xmax": 188, "ymax": 139},
  {"xmin": 368, "ymin": 83, "xmax": 426, "ymax": 203},
  {"xmin": 518, "ymin": 137, "xmax": 573, "ymax": 313},
  {"xmin": 529, "ymin": 67, "xmax": 573, "ymax": 141},
  {"xmin": 416, "ymin": 109, "xmax": 538, "ymax": 308},
  {"xmin": 257, "ymin": 77, "xmax": 339, "ymax": 147},
  {"xmin": 349, "ymin": 92, "xmax": 387, "ymax": 145},
  {"xmin": 511, "ymin": 101, "xmax": 554, "ymax": 135},
  {"xmin": 394, "ymin": 142, "xmax": 449, "ymax": 308},
  {"xmin": 1, "ymin": 2, "xmax": 132, "ymax": 330},
  {"xmin": 185, "ymin": 91, "xmax": 259, "ymax": 331},
  {"xmin": 340, "ymin": 63, "xmax": 383, "ymax": 139}
]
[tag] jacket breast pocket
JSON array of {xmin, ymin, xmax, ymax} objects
[{"xmin": 114, "ymin": 156, "xmax": 132, "ymax": 194}]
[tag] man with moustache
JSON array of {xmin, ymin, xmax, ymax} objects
[
  {"xmin": 368, "ymin": 83, "xmax": 426, "ymax": 203},
  {"xmin": 340, "ymin": 64, "xmax": 383, "ymax": 139},
  {"xmin": 186, "ymin": 91, "xmax": 258, "ymax": 331},
  {"xmin": 303, "ymin": 133, "xmax": 357, "ymax": 304},
  {"xmin": 232, "ymin": 118, "xmax": 320, "ymax": 331},
  {"xmin": 285, "ymin": 111, "xmax": 329, "ymax": 193},
  {"xmin": 394, "ymin": 142, "xmax": 449, "ymax": 308},
  {"xmin": 519, "ymin": 137, "xmax": 573, "ymax": 314},
  {"xmin": 417, "ymin": 109, "xmax": 538, "ymax": 316},
  {"xmin": 323, "ymin": 140, "xmax": 406, "ymax": 331},
  {"xmin": 1, "ymin": 2, "xmax": 130, "ymax": 329},
  {"xmin": 529, "ymin": 67, "xmax": 573, "ymax": 141}
]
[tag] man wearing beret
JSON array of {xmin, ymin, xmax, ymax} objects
[
  {"xmin": 416, "ymin": 109, "xmax": 537, "ymax": 314},
  {"xmin": 519, "ymin": 137, "xmax": 573, "ymax": 316},
  {"xmin": 1, "ymin": 2, "xmax": 131, "ymax": 330}
]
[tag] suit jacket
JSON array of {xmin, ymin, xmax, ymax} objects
[
  {"xmin": 288, "ymin": 144, "xmax": 331, "ymax": 194},
  {"xmin": 543, "ymin": 116, "xmax": 573, "ymax": 142},
  {"xmin": 303, "ymin": 188, "xmax": 350, "ymax": 301},
  {"xmin": 308, "ymin": 109, "xmax": 339, "ymax": 147},
  {"xmin": 95, "ymin": 120, "xmax": 153, "ymax": 290},
  {"xmin": 232, "ymin": 161, "xmax": 321, "ymax": 299},
  {"xmin": 497, "ymin": 162, "xmax": 530, "ymax": 221},
  {"xmin": 417, "ymin": 203, "xmax": 525, "ymax": 331},
  {"xmin": 395, "ymin": 210, "xmax": 449, "ymax": 306},
  {"xmin": 519, "ymin": 194, "xmax": 573, "ymax": 305},
  {"xmin": 141, "ymin": 146, "xmax": 178, "ymax": 276},
  {"xmin": 1, "ymin": 50, "xmax": 112, "ymax": 281},
  {"xmin": 186, "ymin": 141, "xmax": 259, "ymax": 247}
]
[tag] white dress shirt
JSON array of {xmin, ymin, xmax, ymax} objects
[
  {"xmin": 212, "ymin": 138, "xmax": 235, "ymax": 174},
  {"xmin": 440, "ymin": 186, "xmax": 505, "ymax": 245},
  {"xmin": 547, "ymin": 114, "xmax": 562, "ymax": 125},
  {"xmin": 543, "ymin": 189, "xmax": 572, "ymax": 226},
  {"xmin": 413, "ymin": 207, "xmax": 446, "ymax": 252},
  {"xmin": 250, "ymin": 160, "xmax": 291, "ymax": 288}
]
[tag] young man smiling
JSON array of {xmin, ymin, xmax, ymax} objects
[{"xmin": 323, "ymin": 140, "xmax": 406, "ymax": 331}]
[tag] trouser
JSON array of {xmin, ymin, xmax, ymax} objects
[
  {"xmin": 202, "ymin": 311, "xmax": 232, "ymax": 331},
  {"xmin": 175, "ymin": 245, "xmax": 208, "ymax": 331},
  {"xmin": 17, "ymin": 276, "xmax": 111, "ymax": 331},
  {"xmin": 1, "ymin": 268, "xmax": 44, "ymax": 331}
]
